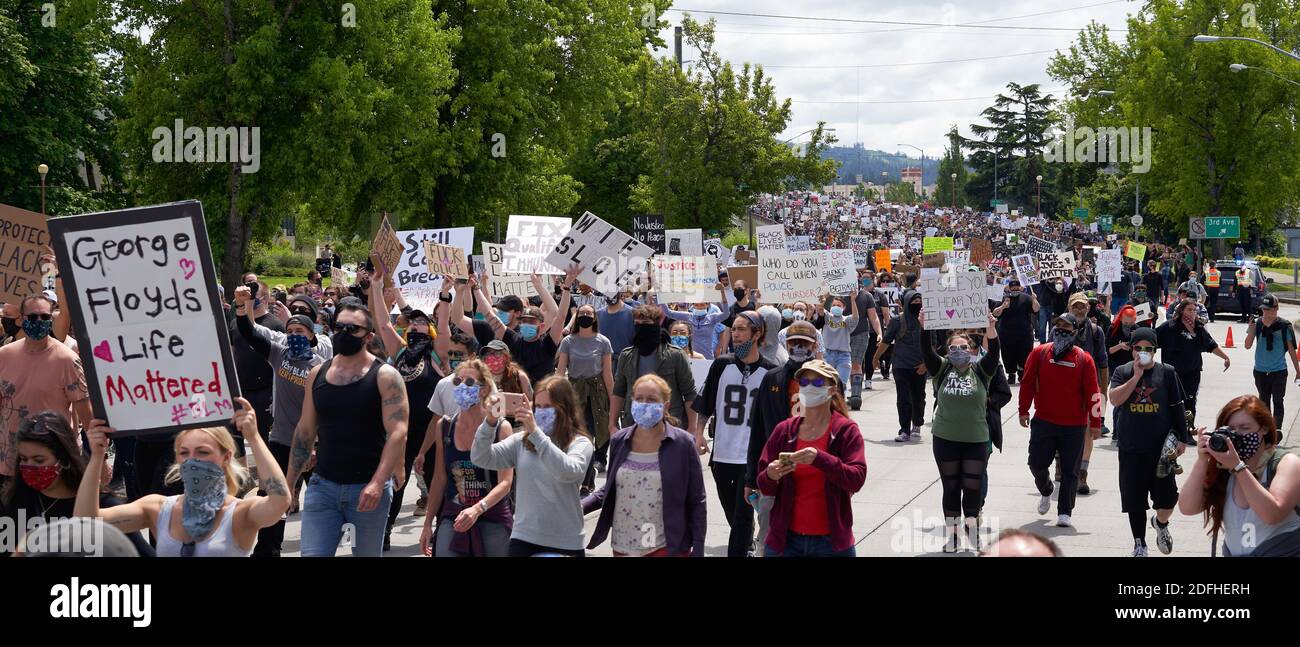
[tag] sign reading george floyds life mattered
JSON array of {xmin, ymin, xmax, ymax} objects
[
  {"xmin": 0, "ymin": 203, "xmax": 51, "ymax": 304},
  {"xmin": 545, "ymin": 211, "xmax": 652, "ymax": 294},
  {"xmin": 49, "ymin": 201, "xmax": 241, "ymax": 437}
]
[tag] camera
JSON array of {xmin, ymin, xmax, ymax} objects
[{"xmin": 1208, "ymin": 426, "xmax": 1239, "ymax": 453}]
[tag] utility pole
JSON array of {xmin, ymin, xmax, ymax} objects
[{"xmin": 674, "ymin": 26, "xmax": 682, "ymax": 70}]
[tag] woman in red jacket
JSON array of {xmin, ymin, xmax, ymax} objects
[{"xmin": 758, "ymin": 359, "xmax": 867, "ymax": 556}]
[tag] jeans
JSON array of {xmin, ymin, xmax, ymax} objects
[
  {"xmin": 1036, "ymin": 306, "xmax": 1052, "ymax": 344},
  {"xmin": 892, "ymin": 367, "xmax": 927, "ymax": 433},
  {"xmin": 1027, "ymin": 418, "xmax": 1086, "ymax": 516},
  {"xmin": 824, "ymin": 349, "xmax": 852, "ymax": 387},
  {"xmin": 711, "ymin": 461, "xmax": 754, "ymax": 557},
  {"xmin": 300, "ymin": 474, "xmax": 393, "ymax": 557},
  {"xmin": 1254, "ymin": 368, "xmax": 1288, "ymax": 428},
  {"xmin": 433, "ymin": 519, "xmax": 510, "ymax": 557},
  {"xmin": 764, "ymin": 533, "xmax": 856, "ymax": 557}
]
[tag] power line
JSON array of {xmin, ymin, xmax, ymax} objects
[
  {"xmin": 755, "ymin": 49, "xmax": 1058, "ymax": 69},
  {"xmin": 667, "ymin": 6, "xmax": 1129, "ymax": 33},
  {"xmin": 790, "ymin": 88, "xmax": 1065, "ymax": 105}
]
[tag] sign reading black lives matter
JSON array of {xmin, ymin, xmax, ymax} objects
[
  {"xmin": 50, "ymin": 201, "xmax": 241, "ymax": 437},
  {"xmin": 545, "ymin": 211, "xmax": 652, "ymax": 294}
]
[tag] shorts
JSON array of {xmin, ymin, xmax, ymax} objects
[
  {"xmin": 1118, "ymin": 451, "xmax": 1179, "ymax": 513},
  {"xmin": 849, "ymin": 332, "xmax": 871, "ymax": 363}
]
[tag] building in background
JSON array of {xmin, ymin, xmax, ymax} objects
[{"xmin": 901, "ymin": 166, "xmax": 923, "ymax": 198}]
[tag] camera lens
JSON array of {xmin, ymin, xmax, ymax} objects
[{"xmin": 1209, "ymin": 433, "xmax": 1228, "ymax": 453}]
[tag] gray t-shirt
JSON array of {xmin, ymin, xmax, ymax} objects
[
  {"xmin": 558, "ymin": 333, "xmax": 612, "ymax": 379},
  {"xmin": 427, "ymin": 373, "xmax": 458, "ymax": 419},
  {"xmin": 820, "ymin": 313, "xmax": 857, "ymax": 352},
  {"xmin": 252, "ymin": 324, "xmax": 332, "ymax": 446}
]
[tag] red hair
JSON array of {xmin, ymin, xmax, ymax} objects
[
  {"xmin": 1110, "ymin": 305, "xmax": 1137, "ymax": 338},
  {"xmin": 1199, "ymin": 395, "xmax": 1281, "ymax": 536}
]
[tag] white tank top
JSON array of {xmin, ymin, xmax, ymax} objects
[
  {"xmin": 1223, "ymin": 473, "xmax": 1300, "ymax": 556},
  {"xmin": 155, "ymin": 496, "xmax": 250, "ymax": 557}
]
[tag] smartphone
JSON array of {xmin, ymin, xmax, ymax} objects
[
  {"xmin": 502, "ymin": 392, "xmax": 526, "ymax": 414},
  {"xmin": 778, "ymin": 452, "xmax": 795, "ymax": 465}
]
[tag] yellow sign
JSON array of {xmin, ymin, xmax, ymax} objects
[
  {"xmin": 923, "ymin": 237, "xmax": 954, "ymax": 254},
  {"xmin": 1125, "ymin": 241, "xmax": 1147, "ymax": 261}
]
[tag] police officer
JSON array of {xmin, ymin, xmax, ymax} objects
[{"xmin": 1202, "ymin": 264, "xmax": 1221, "ymax": 323}]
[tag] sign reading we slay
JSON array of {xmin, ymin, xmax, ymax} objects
[
  {"xmin": 51, "ymin": 201, "xmax": 241, "ymax": 436},
  {"xmin": 545, "ymin": 211, "xmax": 652, "ymax": 294}
]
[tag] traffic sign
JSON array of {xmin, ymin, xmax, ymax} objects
[
  {"xmin": 1072, "ymin": 208, "xmax": 1089, "ymax": 220},
  {"xmin": 990, "ymin": 199, "xmax": 1006, "ymax": 206},
  {"xmin": 1100, "ymin": 215, "xmax": 1113, "ymax": 232},
  {"xmin": 1205, "ymin": 216, "xmax": 1240, "ymax": 239},
  {"xmin": 1130, "ymin": 215, "xmax": 1143, "ymax": 227},
  {"xmin": 1189, "ymin": 217, "xmax": 1206, "ymax": 239}
]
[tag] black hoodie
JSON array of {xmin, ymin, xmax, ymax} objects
[
  {"xmin": 882, "ymin": 288, "xmax": 924, "ymax": 370},
  {"xmin": 746, "ymin": 355, "xmax": 809, "ymax": 487}
]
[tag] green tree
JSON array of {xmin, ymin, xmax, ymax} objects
[
  {"xmin": 934, "ymin": 126, "xmax": 969, "ymax": 208},
  {"xmin": 884, "ymin": 181, "xmax": 917, "ymax": 204},
  {"xmin": 965, "ymin": 83, "xmax": 1058, "ymax": 214}
]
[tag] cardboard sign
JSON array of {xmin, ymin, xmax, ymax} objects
[
  {"xmin": 1134, "ymin": 302, "xmax": 1154, "ymax": 322},
  {"xmin": 330, "ymin": 266, "xmax": 349, "ymax": 288},
  {"xmin": 732, "ymin": 248, "xmax": 754, "ymax": 265},
  {"xmin": 0, "ymin": 203, "xmax": 51, "ymax": 305},
  {"xmin": 1126, "ymin": 241, "xmax": 1147, "ymax": 261},
  {"xmin": 393, "ymin": 227, "xmax": 474, "ymax": 313},
  {"xmin": 822, "ymin": 249, "xmax": 857, "ymax": 296},
  {"xmin": 1037, "ymin": 251, "xmax": 1076, "ymax": 281},
  {"xmin": 922, "ymin": 253, "xmax": 946, "ymax": 268},
  {"xmin": 666, "ymin": 228, "xmax": 703, "ymax": 257},
  {"xmin": 50, "ymin": 201, "xmax": 240, "ymax": 436},
  {"xmin": 850, "ymin": 235, "xmax": 871, "ymax": 269},
  {"xmin": 653, "ymin": 255, "xmax": 718, "ymax": 303},
  {"xmin": 728, "ymin": 265, "xmax": 758, "ymax": 292},
  {"xmin": 1097, "ymin": 248, "xmax": 1123, "ymax": 283},
  {"xmin": 1012, "ymin": 254, "xmax": 1040, "ymax": 286},
  {"xmin": 874, "ymin": 249, "xmax": 893, "ymax": 272},
  {"xmin": 632, "ymin": 214, "xmax": 666, "ymax": 254},
  {"xmin": 760, "ymin": 251, "xmax": 822, "ymax": 304},
  {"xmin": 920, "ymin": 269, "xmax": 989, "ymax": 330},
  {"xmin": 756, "ymin": 224, "xmax": 786, "ymax": 252},
  {"xmin": 506, "ymin": 215, "xmax": 572, "ymax": 275},
  {"xmin": 892, "ymin": 264, "xmax": 920, "ymax": 280},
  {"xmin": 423, "ymin": 241, "xmax": 469, "ymax": 279},
  {"xmin": 970, "ymin": 238, "xmax": 993, "ymax": 268},
  {"xmin": 1026, "ymin": 235, "xmax": 1056, "ymax": 256},
  {"xmin": 370, "ymin": 215, "xmax": 403, "ymax": 287},
  {"xmin": 483, "ymin": 242, "xmax": 548, "ymax": 300},
  {"xmin": 545, "ymin": 211, "xmax": 652, "ymax": 294},
  {"xmin": 788, "ymin": 236, "xmax": 811, "ymax": 253},
  {"xmin": 923, "ymin": 236, "xmax": 954, "ymax": 254}
]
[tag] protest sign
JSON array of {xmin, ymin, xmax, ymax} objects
[
  {"xmin": 925, "ymin": 227, "xmax": 938, "ymax": 238},
  {"xmin": 760, "ymin": 251, "xmax": 822, "ymax": 304},
  {"xmin": 787, "ymin": 236, "xmax": 811, "ymax": 253},
  {"xmin": 50, "ymin": 201, "xmax": 240, "ymax": 436},
  {"xmin": 728, "ymin": 265, "xmax": 758, "ymax": 292},
  {"xmin": 732, "ymin": 248, "xmax": 754, "ymax": 265},
  {"xmin": 1134, "ymin": 302, "xmax": 1154, "ymax": 322},
  {"xmin": 922, "ymin": 253, "xmax": 946, "ymax": 269},
  {"xmin": 1037, "ymin": 251, "xmax": 1076, "ymax": 281},
  {"xmin": 423, "ymin": 241, "xmax": 469, "ymax": 279},
  {"xmin": 330, "ymin": 266, "xmax": 349, "ymax": 288},
  {"xmin": 850, "ymin": 235, "xmax": 871, "ymax": 268},
  {"xmin": 920, "ymin": 269, "xmax": 988, "ymax": 330},
  {"xmin": 545, "ymin": 211, "xmax": 652, "ymax": 294},
  {"xmin": 653, "ymin": 255, "xmax": 718, "ymax": 303},
  {"xmin": 632, "ymin": 214, "xmax": 665, "ymax": 254},
  {"xmin": 392, "ymin": 227, "xmax": 475, "ymax": 313},
  {"xmin": 506, "ymin": 215, "xmax": 571, "ymax": 275},
  {"xmin": 370, "ymin": 214, "xmax": 403, "ymax": 288},
  {"xmin": 703, "ymin": 238, "xmax": 727, "ymax": 265},
  {"xmin": 946, "ymin": 250, "xmax": 971, "ymax": 267},
  {"xmin": 923, "ymin": 236, "xmax": 954, "ymax": 254},
  {"xmin": 822, "ymin": 249, "xmax": 857, "ymax": 296},
  {"xmin": 970, "ymin": 238, "xmax": 993, "ymax": 268},
  {"xmin": 1026, "ymin": 235, "xmax": 1056, "ymax": 256},
  {"xmin": 756, "ymin": 225, "xmax": 786, "ymax": 252},
  {"xmin": 1097, "ymin": 249, "xmax": 1123, "ymax": 283},
  {"xmin": 689, "ymin": 358, "xmax": 712, "ymax": 395},
  {"xmin": 483, "ymin": 242, "xmax": 550, "ymax": 300},
  {"xmin": 874, "ymin": 249, "xmax": 892, "ymax": 272},
  {"xmin": 1126, "ymin": 241, "xmax": 1147, "ymax": 262},
  {"xmin": 986, "ymin": 283, "xmax": 1005, "ymax": 302},
  {"xmin": 1012, "ymin": 254, "xmax": 1039, "ymax": 286},
  {"xmin": 1081, "ymin": 246, "xmax": 1098, "ymax": 268},
  {"xmin": 666, "ymin": 229, "xmax": 703, "ymax": 257},
  {"xmin": 893, "ymin": 264, "xmax": 920, "ymax": 280},
  {"xmin": 0, "ymin": 203, "xmax": 50, "ymax": 304}
]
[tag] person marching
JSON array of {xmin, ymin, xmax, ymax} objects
[
  {"xmin": 1244, "ymin": 294, "xmax": 1300, "ymax": 429},
  {"xmin": 1156, "ymin": 298, "xmax": 1230, "ymax": 420}
]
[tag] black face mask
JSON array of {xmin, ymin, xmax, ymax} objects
[
  {"xmin": 576, "ymin": 315, "xmax": 595, "ymax": 329},
  {"xmin": 908, "ymin": 302, "xmax": 922, "ymax": 315},
  {"xmin": 332, "ymin": 331, "xmax": 367, "ymax": 356},
  {"xmin": 1, "ymin": 317, "xmax": 18, "ymax": 339},
  {"xmin": 733, "ymin": 288, "xmax": 746, "ymax": 300},
  {"xmin": 634, "ymin": 323, "xmax": 661, "ymax": 355}
]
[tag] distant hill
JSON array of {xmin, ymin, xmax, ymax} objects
[{"xmin": 821, "ymin": 144, "xmax": 939, "ymax": 185}]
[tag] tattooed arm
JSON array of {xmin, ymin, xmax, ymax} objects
[
  {"xmin": 286, "ymin": 364, "xmax": 323, "ymax": 493},
  {"xmin": 235, "ymin": 396, "xmax": 291, "ymax": 529},
  {"xmin": 371, "ymin": 364, "xmax": 410, "ymax": 490}
]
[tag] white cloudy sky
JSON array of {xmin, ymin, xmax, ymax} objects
[{"xmin": 657, "ymin": 0, "xmax": 1139, "ymax": 158}]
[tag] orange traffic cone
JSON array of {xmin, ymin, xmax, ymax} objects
[{"xmin": 1224, "ymin": 326, "xmax": 1235, "ymax": 348}]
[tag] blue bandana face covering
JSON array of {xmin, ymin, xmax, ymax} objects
[
  {"xmin": 631, "ymin": 401, "xmax": 664, "ymax": 428},
  {"xmin": 286, "ymin": 334, "xmax": 313, "ymax": 360},
  {"xmin": 454, "ymin": 383, "xmax": 481, "ymax": 411},
  {"xmin": 179, "ymin": 458, "xmax": 228, "ymax": 542},
  {"xmin": 533, "ymin": 407, "xmax": 557, "ymax": 434}
]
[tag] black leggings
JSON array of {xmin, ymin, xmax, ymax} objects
[
  {"xmin": 387, "ymin": 418, "xmax": 432, "ymax": 533},
  {"xmin": 999, "ymin": 333, "xmax": 1033, "ymax": 380},
  {"xmin": 507, "ymin": 538, "xmax": 585, "ymax": 557},
  {"xmin": 1254, "ymin": 369, "xmax": 1287, "ymax": 429},
  {"xmin": 932, "ymin": 436, "xmax": 988, "ymax": 519}
]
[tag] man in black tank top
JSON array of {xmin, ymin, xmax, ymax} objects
[{"xmin": 286, "ymin": 303, "xmax": 410, "ymax": 557}]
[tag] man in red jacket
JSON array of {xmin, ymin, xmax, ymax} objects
[{"xmin": 1019, "ymin": 313, "xmax": 1102, "ymax": 528}]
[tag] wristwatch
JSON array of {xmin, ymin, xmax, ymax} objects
[
  {"xmin": 439, "ymin": 294, "xmax": 453, "ymax": 303},
  {"xmin": 1231, "ymin": 460, "xmax": 1248, "ymax": 474},
  {"xmin": 476, "ymin": 500, "xmax": 488, "ymax": 514}
]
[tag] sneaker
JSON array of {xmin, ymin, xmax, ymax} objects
[
  {"xmin": 964, "ymin": 518, "xmax": 982, "ymax": 552},
  {"xmin": 943, "ymin": 530, "xmax": 959, "ymax": 553},
  {"xmin": 895, "ymin": 431, "xmax": 911, "ymax": 442},
  {"xmin": 1056, "ymin": 514, "xmax": 1072, "ymax": 528},
  {"xmin": 1037, "ymin": 494, "xmax": 1052, "ymax": 515},
  {"xmin": 911, "ymin": 425, "xmax": 922, "ymax": 440},
  {"xmin": 880, "ymin": 371, "xmax": 890, "ymax": 381},
  {"xmin": 1132, "ymin": 542, "xmax": 1148, "ymax": 557},
  {"xmin": 863, "ymin": 378, "xmax": 873, "ymax": 390},
  {"xmin": 848, "ymin": 395, "xmax": 862, "ymax": 410},
  {"xmin": 414, "ymin": 495, "xmax": 427, "ymax": 517},
  {"xmin": 1100, "ymin": 425, "xmax": 1110, "ymax": 437},
  {"xmin": 1151, "ymin": 515, "xmax": 1173, "ymax": 555},
  {"xmin": 1077, "ymin": 470, "xmax": 1090, "ymax": 495}
]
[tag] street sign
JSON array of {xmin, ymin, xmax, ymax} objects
[
  {"xmin": 1100, "ymin": 215, "xmax": 1113, "ymax": 232},
  {"xmin": 1130, "ymin": 215, "xmax": 1144, "ymax": 227},
  {"xmin": 990, "ymin": 199, "xmax": 1006, "ymax": 206},
  {"xmin": 1189, "ymin": 217, "xmax": 1206, "ymax": 239},
  {"xmin": 1072, "ymin": 208, "xmax": 1089, "ymax": 220},
  {"xmin": 1205, "ymin": 216, "xmax": 1240, "ymax": 239}
]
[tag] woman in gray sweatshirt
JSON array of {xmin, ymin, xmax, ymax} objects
[{"xmin": 472, "ymin": 375, "xmax": 594, "ymax": 556}]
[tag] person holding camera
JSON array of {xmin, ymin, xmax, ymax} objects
[
  {"xmin": 1178, "ymin": 395, "xmax": 1300, "ymax": 556},
  {"xmin": 1107, "ymin": 327, "xmax": 1191, "ymax": 556}
]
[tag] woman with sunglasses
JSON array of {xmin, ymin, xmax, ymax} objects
[
  {"xmin": 919, "ymin": 313, "xmax": 1001, "ymax": 552},
  {"xmin": 1179, "ymin": 395, "xmax": 1300, "ymax": 556},
  {"xmin": 757, "ymin": 359, "xmax": 867, "ymax": 557},
  {"xmin": 557, "ymin": 303, "xmax": 613, "ymax": 490},
  {"xmin": 420, "ymin": 359, "xmax": 514, "ymax": 557}
]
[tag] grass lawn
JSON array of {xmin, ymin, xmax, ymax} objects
[{"xmin": 257, "ymin": 276, "xmax": 350, "ymax": 290}]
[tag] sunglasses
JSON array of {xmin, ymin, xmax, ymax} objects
[
  {"xmin": 948, "ymin": 344, "xmax": 970, "ymax": 352},
  {"xmin": 798, "ymin": 376, "xmax": 828, "ymax": 387},
  {"xmin": 336, "ymin": 323, "xmax": 370, "ymax": 336},
  {"xmin": 24, "ymin": 313, "xmax": 53, "ymax": 322},
  {"xmin": 452, "ymin": 376, "xmax": 477, "ymax": 387},
  {"xmin": 1133, "ymin": 345, "xmax": 1155, "ymax": 352},
  {"xmin": 290, "ymin": 306, "xmax": 314, "ymax": 316}
]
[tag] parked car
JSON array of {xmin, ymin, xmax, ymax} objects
[{"xmin": 1211, "ymin": 260, "xmax": 1272, "ymax": 315}]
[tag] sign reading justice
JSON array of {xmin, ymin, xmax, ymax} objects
[{"xmin": 50, "ymin": 201, "xmax": 241, "ymax": 436}]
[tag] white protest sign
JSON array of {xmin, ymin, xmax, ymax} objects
[
  {"xmin": 986, "ymin": 283, "xmax": 1005, "ymax": 302},
  {"xmin": 50, "ymin": 201, "xmax": 240, "ymax": 436},
  {"xmin": 703, "ymin": 238, "xmax": 727, "ymax": 265},
  {"xmin": 920, "ymin": 269, "xmax": 989, "ymax": 330},
  {"xmin": 689, "ymin": 357, "xmax": 712, "ymax": 392},
  {"xmin": 392, "ymin": 227, "xmax": 475, "ymax": 313},
  {"xmin": 1012, "ymin": 254, "xmax": 1040, "ymax": 286},
  {"xmin": 946, "ymin": 250, "xmax": 971, "ymax": 267},
  {"xmin": 483, "ymin": 242, "xmax": 549, "ymax": 300},
  {"xmin": 653, "ymin": 255, "xmax": 718, "ymax": 303},
  {"xmin": 665, "ymin": 228, "xmax": 703, "ymax": 257},
  {"xmin": 1037, "ymin": 251, "xmax": 1076, "ymax": 281},
  {"xmin": 545, "ymin": 211, "xmax": 652, "ymax": 294},
  {"xmin": 506, "ymin": 215, "xmax": 571, "ymax": 276},
  {"xmin": 760, "ymin": 251, "xmax": 823, "ymax": 304},
  {"xmin": 756, "ymin": 224, "xmax": 786, "ymax": 252},
  {"xmin": 822, "ymin": 249, "xmax": 857, "ymax": 296},
  {"xmin": 850, "ymin": 235, "xmax": 871, "ymax": 268},
  {"xmin": 1097, "ymin": 248, "xmax": 1123, "ymax": 283},
  {"xmin": 1134, "ymin": 302, "xmax": 1154, "ymax": 322}
]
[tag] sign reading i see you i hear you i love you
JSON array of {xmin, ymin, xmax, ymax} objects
[{"xmin": 50, "ymin": 201, "xmax": 241, "ymax": 436}]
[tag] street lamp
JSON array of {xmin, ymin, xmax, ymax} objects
[
  {"xmin": 38, "ymin": 164, "xmax": 48, "ymax": 215},
  {"xmin": 1036, "ymin": 174, "xmax": 1043, "ymax": 218},
  {"xmin": 782, "ymin": 127, "xmax": 836, "ymax": 146},
  {"xmin": 897, "ymin": 143, "xmax": 924, "ymax": 198},
  {"xmin": 1229, "ymin": 62, "xmax": 1300, "ymax": 89},
  {"xmin": 1195, "ymin": 34, "xmax": 1300, "ymax": 63},
  {"xmin": 950, "ymin": 172, "xmax": 957, "ymax": 208}
]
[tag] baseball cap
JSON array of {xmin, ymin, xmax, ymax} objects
[
  {"xmin": 406, "ymin": 308, "xmax": 431, "ymax": 324},
  {"xmin": 796, "ymin": 359, "xmax": 840, "ymax": 387},
  {"xmin": 483, "ymin": 339, "xmax": 510, "ymax": 355},
  {"xmin": 785, "ymin": 320, "xmax": 818, "ymax": 344},
  {"xmin": 1131, "ymin": 327, "xmax": 1158, "ymax": 348},
  {"xmin": 518, "ymin": 306, "xmax": 543, "ymax": 322},
  {"xmin": 1261, "ymin": 294, "xmax": 1279, "ymax": 310},
  {"xmin": 1068, "ymin": 293, "xmax": 1089, "ymax": 308}
]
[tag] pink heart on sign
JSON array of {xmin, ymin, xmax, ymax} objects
[
  {"xmin": 945, "ymin": 309, "xmax": 957, "ymax": 318},
  {"xmin": 93, "ymin": 340, "xmax": 114, "ymax": 363},
  {"xmin": 179, "ymin": 258, "xmax": 196, "ymax": 280}
]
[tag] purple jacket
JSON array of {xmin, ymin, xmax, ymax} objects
[{"xmin": 582, "ymin": 424, "xmax": 707, "ymax": 556}]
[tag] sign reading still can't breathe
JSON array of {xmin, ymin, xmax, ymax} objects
[{"xmin": 50, "ymin": 201, "xmax": 241, "ymax": 436}]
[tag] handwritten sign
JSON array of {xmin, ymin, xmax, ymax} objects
[
  {"xmin": 923, "ymin": 237, "xmax": 954, "ymax": 254},
  {"xmin": 370, "ymin": 215, "xmax": 403, "ymax": 288},
  {"xmin": 632, "ymin": 214, "xmax": 665, "ymax": 254},
  {"xmin": 822, "ymin": 249, "xmax": 857, "ymax": 296},
  {"xmin": 392, "ymin": 228, "xmax": 474, "ymax": 313},
  {"xmin": 970, "ymin": 238, "xmax": 993, "ymax": 268},
  {"xmin": 788, "ymin": 236, "xmax": 811, "ymax": 253},
  {"xmin": 666, "ymin": 228, "xmax": 703, "ymax": 257},
  {"xmin": 654, "ymin": 255, "xmax": 717, "ymax": 302},
  {"xmin": 483, "ymin": 242, "xmax": 550, "ymax": 300},
  {"xmin": 1097, "ymin": 248, "xmax": 1123, "ymax": 283},
  {"xmin": 1012, "ymin": 254, "xmax": 1040, "ymax": 286},
  {"xmin": 921, "ymin": 269, "xmax": 988, "ymax": 330},
  {"xmin": 1126, "ymin": 241, "xmax": 1147, "ymax": 262},
  {"xmin": 756, "ymin": 225, "xmax": 786, "ymax": 252},
  {"xmin": 850, "ymin": 235, "xmax": 871, "ymax": 269},
  {"xmin": 1026, "ymin": 235, "xmax": 1056, "ymax": 257},
  {"xmin": 0, "ymin": 203, "xmax": 50, "ymax": 304},
  {"xmin": 760, "ymin": 251, "xmax": 822, "ymax": 304},
  {"xmin": 986, "ymin": 283, "xmax": 1005, "ymax": 302},
  {"xmin": 922, "ymin": 253, "xmax": 947, "ymax": 269},
  {"xmin": 50, "ymin": 201, "xmax": 240, "ymax": 436},
  {"xmin": 423, "ymin": 241, "xmax": 469, "ymax": 279},
  {"xmin": 874, "ymin": 249, "xmax": 892, "ymax": 272},
  {"xmin": 545, "ymin": 211, "xmax": 651, "ymax": 294},
  {"xmin": 506, "ymin": 215, "xmax": 571, "ymax": 276},
  {"xmin": 1037, "ymin": 251, "xmax": 1076, "ymax": 281}
]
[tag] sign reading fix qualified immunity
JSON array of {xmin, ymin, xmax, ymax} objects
[{"xmin": 50, "ymin": 201, "xmax": 241, "ymax": 436}]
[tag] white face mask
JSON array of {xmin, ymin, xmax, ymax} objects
[
  {"xmin": 799, "ymin": 384, "xmax": 831, "ymax": 407},
  {"xmin": 1137, "ymin": 351, "xmax": 1153, "ymax": 367}
]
